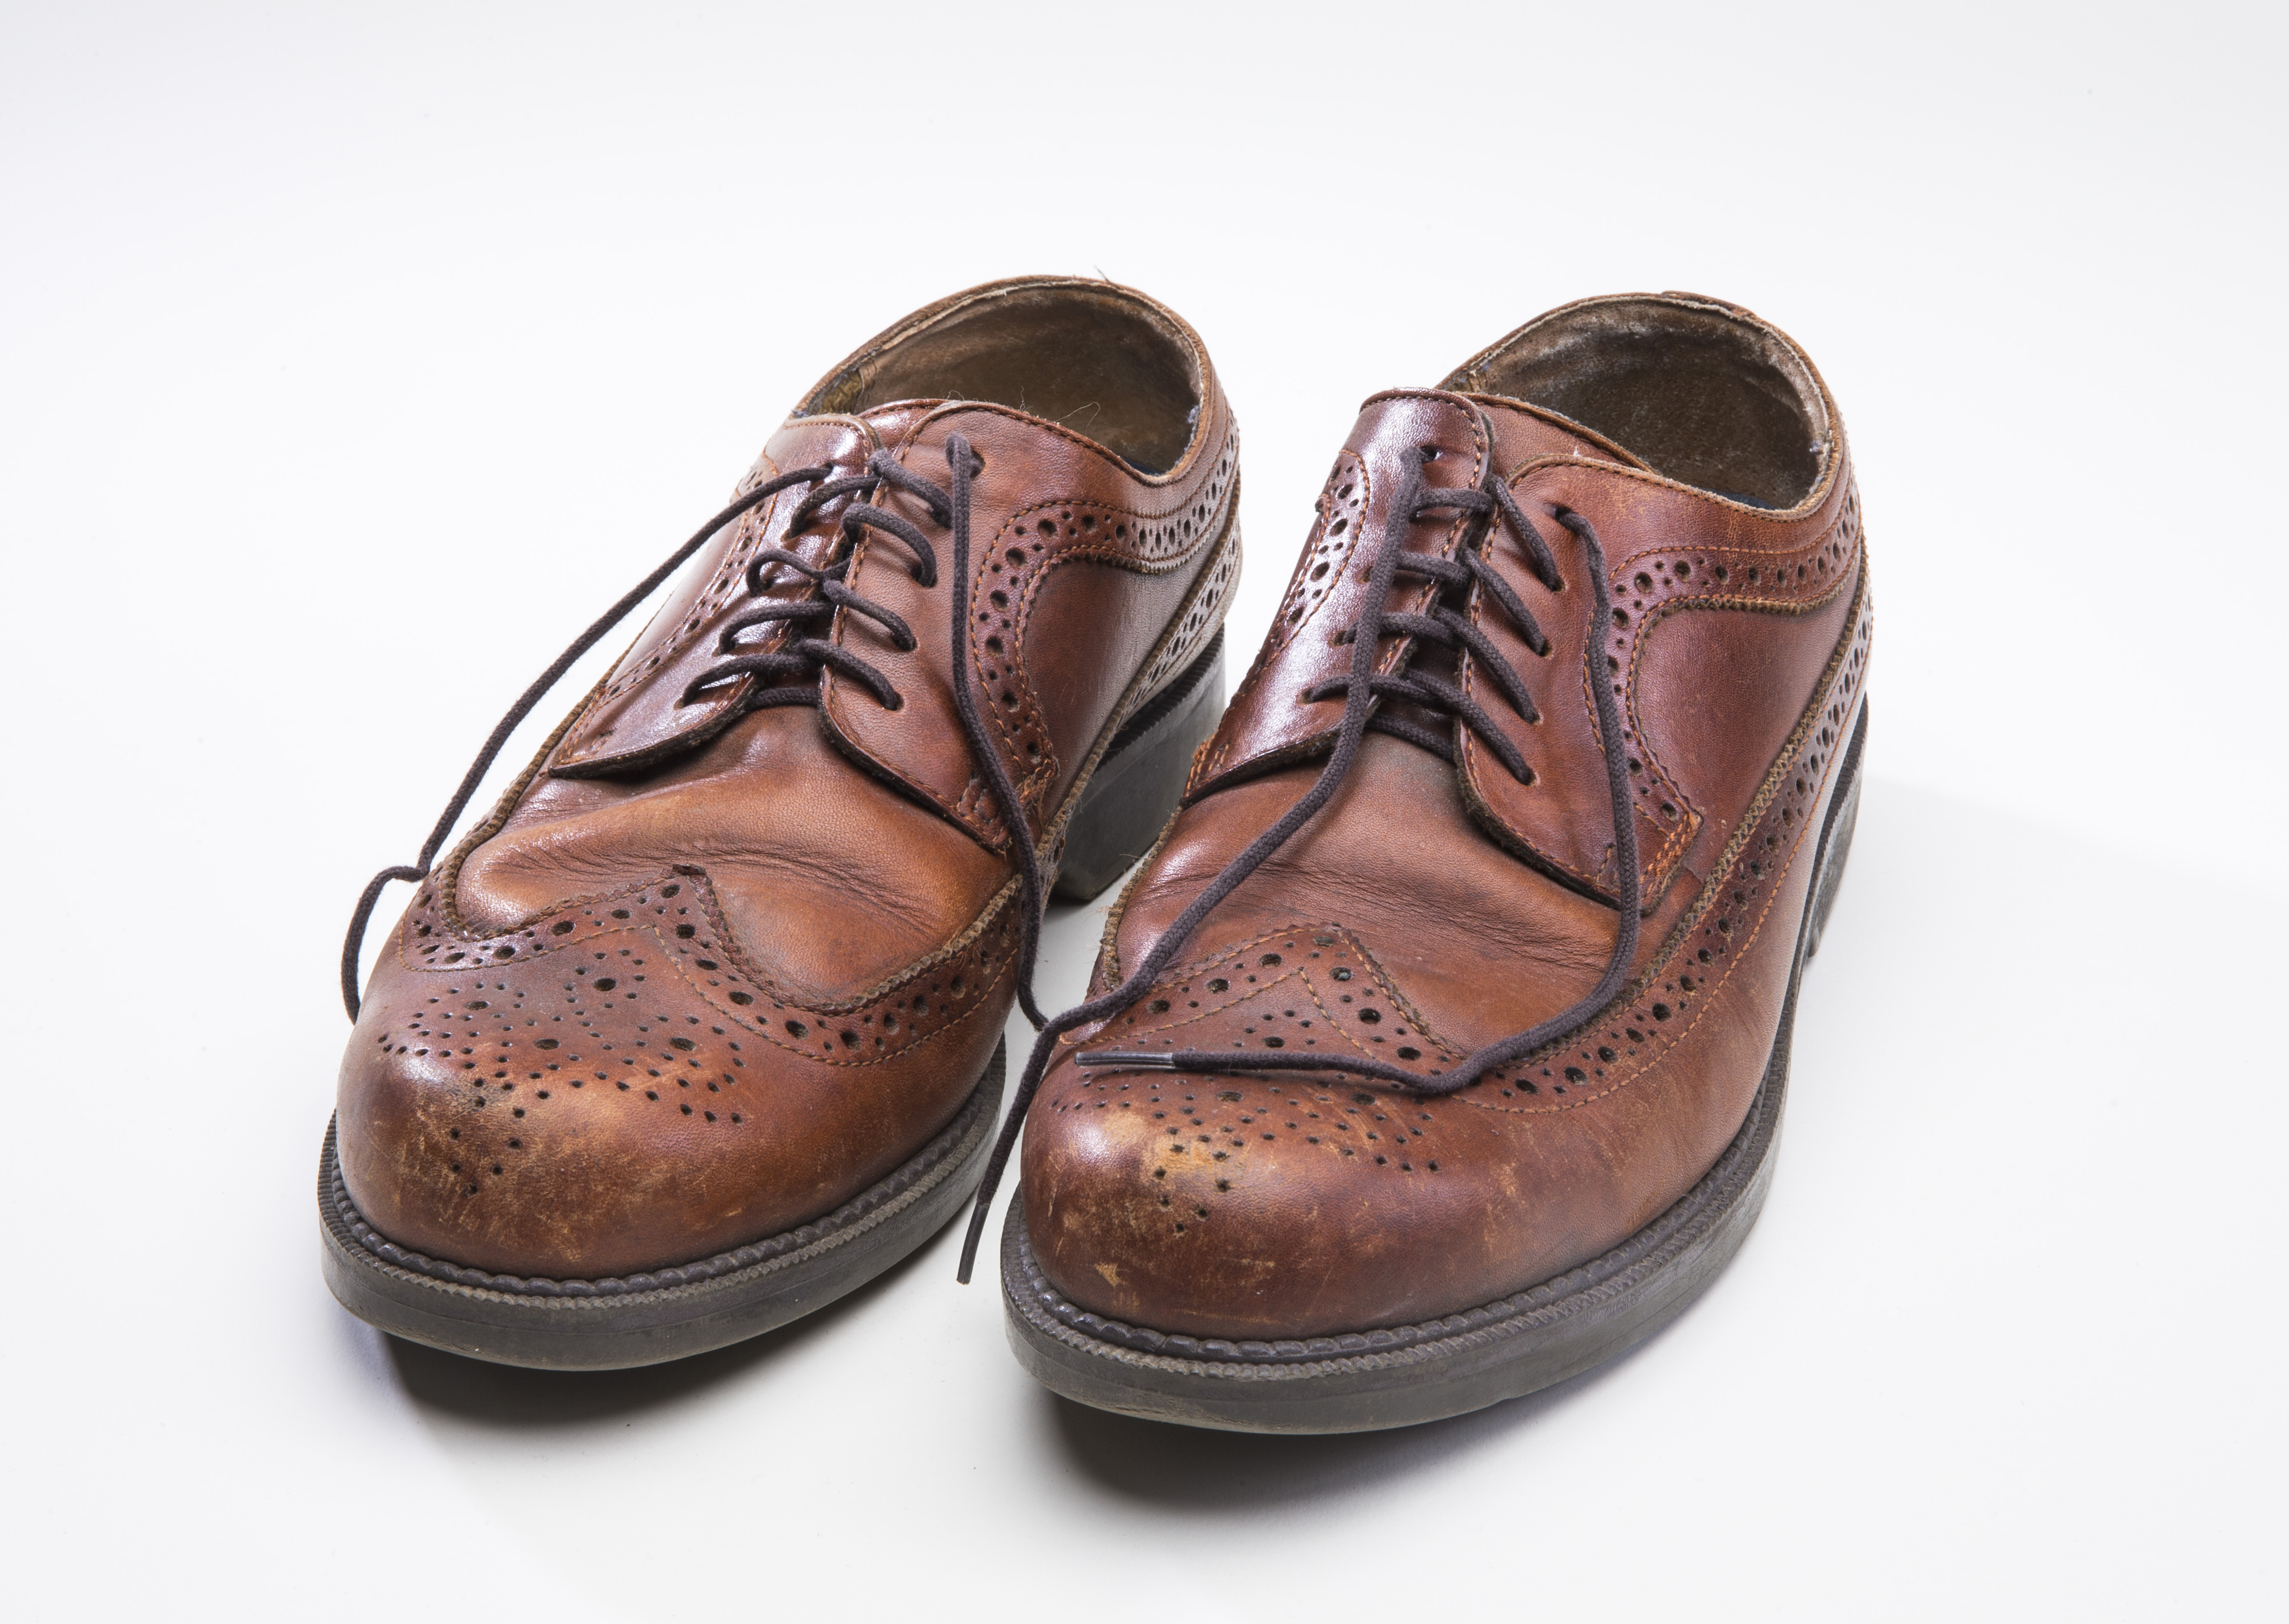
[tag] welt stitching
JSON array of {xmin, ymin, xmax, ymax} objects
[{"xmin": 329, "ymin": 1075, "xmax": 992, "ymax": 1296}]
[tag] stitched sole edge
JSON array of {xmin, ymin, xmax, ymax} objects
[
  {"xmin": 319, "ymin": 1042, "xmax": 1005, "ymax": 1370},
  {"xmin": 999, "ymin": 702, "xmax": 1868, "ymax": 1433}
]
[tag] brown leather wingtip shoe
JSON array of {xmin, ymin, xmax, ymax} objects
[
  {"xmin": 988, "ymin": 292, "xmax": 1869, "ymax": 1432},
  {"xmin": 321, "ymin": 277, "xmax": 1242, "ymax": 1368}
]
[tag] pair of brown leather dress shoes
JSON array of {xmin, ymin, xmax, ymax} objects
[{"xmin": 323, "ymin": 276, "xmax": 1870, "ymax": 1433}]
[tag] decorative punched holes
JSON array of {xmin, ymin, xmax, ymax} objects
[
  {"xmin": 1265, "ymin": 452, "xmax": 1369, "ymax": 653},
  {"xmin": 1587, "ymin": 481, "xmax": 1866, "ymax": 890},
  {"xmin": 1460, "ymin": 562, "xmax": 1872, "ymax": 1116},
  {"xmin": 370, "ymin": 869, "xmax": 1027, "ymax": 1227},
  {"xmin": 965, "ymin": 437, "xmax": 1237, "ymax": 828}
]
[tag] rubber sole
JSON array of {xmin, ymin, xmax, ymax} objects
[
  {"xmin": 1000, "ymin": 701, "xmax": 1870, "ymax": 1433},
  {"xmin": 320, "ymin": 1043, "xmax": 1004, "ymax": 1370}
]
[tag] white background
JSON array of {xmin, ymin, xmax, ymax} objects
[{"xmin": 3, "ymin": 3, "xmax": 2282, "ymax": 1618}]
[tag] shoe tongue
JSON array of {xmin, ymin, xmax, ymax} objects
[
  {"xmin": 1465, "ymin": 393, "xmax": 1654, "ymax": 474},
  {"xmin": 855, "ymin": 400, "xmax": 943, "ymax": 446}
]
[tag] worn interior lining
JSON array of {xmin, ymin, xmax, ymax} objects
[
  {"xmin": 1445, "ymin": 298, "xmax": 1829, "ymax": 509},
  {"xmin": 802, "ymin": 284, "xmax": 1202, "ymax": 473}
]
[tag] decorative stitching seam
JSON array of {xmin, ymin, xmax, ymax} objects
[
  {"xmin": 1455, "ymin": 565, "xmax": 1871, "ymax": 1118},
  {"xmin": 386, "ymin": 866, "xmax": 1022, "ymax": 1067},
  {"xmin": 1007, "ymin": 1077, "xmax": 1770, "ymax": 1366},
  {"xmin": 982, "ymin": 510, "xmax": 1227, "ymax": 821},
  {"xmin": 1454, "ymin": 468, "xmax": 1861, "ymax": 897},
  {"xmin": 1075, "ymin": 924, "xmax": 1463, "ymax": 1073},
  {"xmin": 826, "ymin": 424, "xmax": 1235, "ymax": 844}
]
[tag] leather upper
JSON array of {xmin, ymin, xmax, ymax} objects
[
  {"xmin": 1017, "ymin": 293, "xmax": 1871, "ymax": 1339},
  {"xmin": 336, "ymin": 277, "xmax": 1239, "ymax": 1279}
]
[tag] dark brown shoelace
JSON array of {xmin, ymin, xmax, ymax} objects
[
  {"xmin": 957, "ymin": 420, "xmax": 1641, "ymax": 1281},
  {"xmin": 340, "ymin": 433, "xmax": 1056, "ymax": 1032}
]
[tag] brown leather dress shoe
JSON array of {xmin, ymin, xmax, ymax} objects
[
  {"xmin": 979, "ymin": 292, "xmax": 1868, "ymax": 1431},
  {"xmin": 321, "ymin": 277, "xmax": 1241, "ymax": 1368}
]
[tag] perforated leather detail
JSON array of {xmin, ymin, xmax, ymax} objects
[
  {"xmin": 386, "ymin": 870, "xmax": 1021, "ymax": 1073},
  {"xmin": 1457, "ymin": 469, "xmax": 1866, "ymax": 904},
  {"xmin": 1074, "ymin": 562, "xmax": 1871, "ymax": 1123},
  {"xmin": 955, "ymin": 436, "xmax": 1239, "ymax": 840},
  {"xmin": 1262, "ymin": 452, "xmax": 1370, "ymax": 656},
  {"xmin": 1088, "ymin": 925, "xmax": 1461, "ymax": 1083},
  {"xmin": 1595, "ymin": 482, "xmax": 1864, "ymax": 887},
  {"xmin": 1457, "ymin": 564, "xmax": 1872, "ymax": 1115},
  {"xmin": 1132, "ymin": 523, "xmax": 1240, "ymax": 706}
]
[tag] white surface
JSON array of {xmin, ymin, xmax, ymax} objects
[{"xmin": 2, "ymin": 4, "xmax": 2282, "ymax": 1619}]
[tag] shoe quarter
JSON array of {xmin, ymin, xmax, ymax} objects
[
  {"xmin": 824, "ymin": 399, "xmax": 1237, "ymax": 850},
  {"xmin": 1457, "ymin": 455, "xmax": 1864, "ymax": 905}
]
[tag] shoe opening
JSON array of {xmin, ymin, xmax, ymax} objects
[
  {"xmin": 1444, "ymin": 294, "xmax": 1831, "ymax": 510},
  {"xmin": 800, "ymin": 278, "xmax": 1205, "ymax": 475}
]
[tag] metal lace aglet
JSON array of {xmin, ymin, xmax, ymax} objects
[{"xmin": 1076, "ymin": 1050, "xmax": 1177, "ymax": 1069}]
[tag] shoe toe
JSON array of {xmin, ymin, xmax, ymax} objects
[
  {"xmin": 335, "ymin": 875, "xmax": 1009, "ymax": 1281},
  {"xmin": 1020, "ymin": 1049, "xmax": 1535, "ymax": 1342}
]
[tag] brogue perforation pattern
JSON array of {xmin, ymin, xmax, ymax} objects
[
  {"xmin": 1600, "ymin": 482, "xmax": 1862, "ymax": 886},
  {"xmin": 389, "ymin": 870, "xmax": 1020, "ymax": 1072},
  {"xmin": 960, "ymin": 435, "xmax": 1238, "ymax": 835},
  {"xmin": 1458, "ymin": 562, "xmax": 1873, "ymax": 1117},
  {"xmin": 1262, "ymin": 452, "xmax": 1370, "ymax": 656},
  {"xmin": 1088, "ymin": 924, "xmax": 1460, "ymax": 1073},
  {"xmin": 1132, "ymin": 524, "xmax": 1240, "ymax": 702}
]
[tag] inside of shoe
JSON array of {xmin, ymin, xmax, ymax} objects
[
  {"xmin": 802, "ymin": 283, "xmax": 1202, "ymax": 474},
  {"xmin": 1445, "ymin": 298, "xmax": 1829, "ymax": 509}
]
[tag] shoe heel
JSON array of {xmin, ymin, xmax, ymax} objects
[{"xmin": 1053, "ymin": 631, "xmax": 1226, "ymax": 902}]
